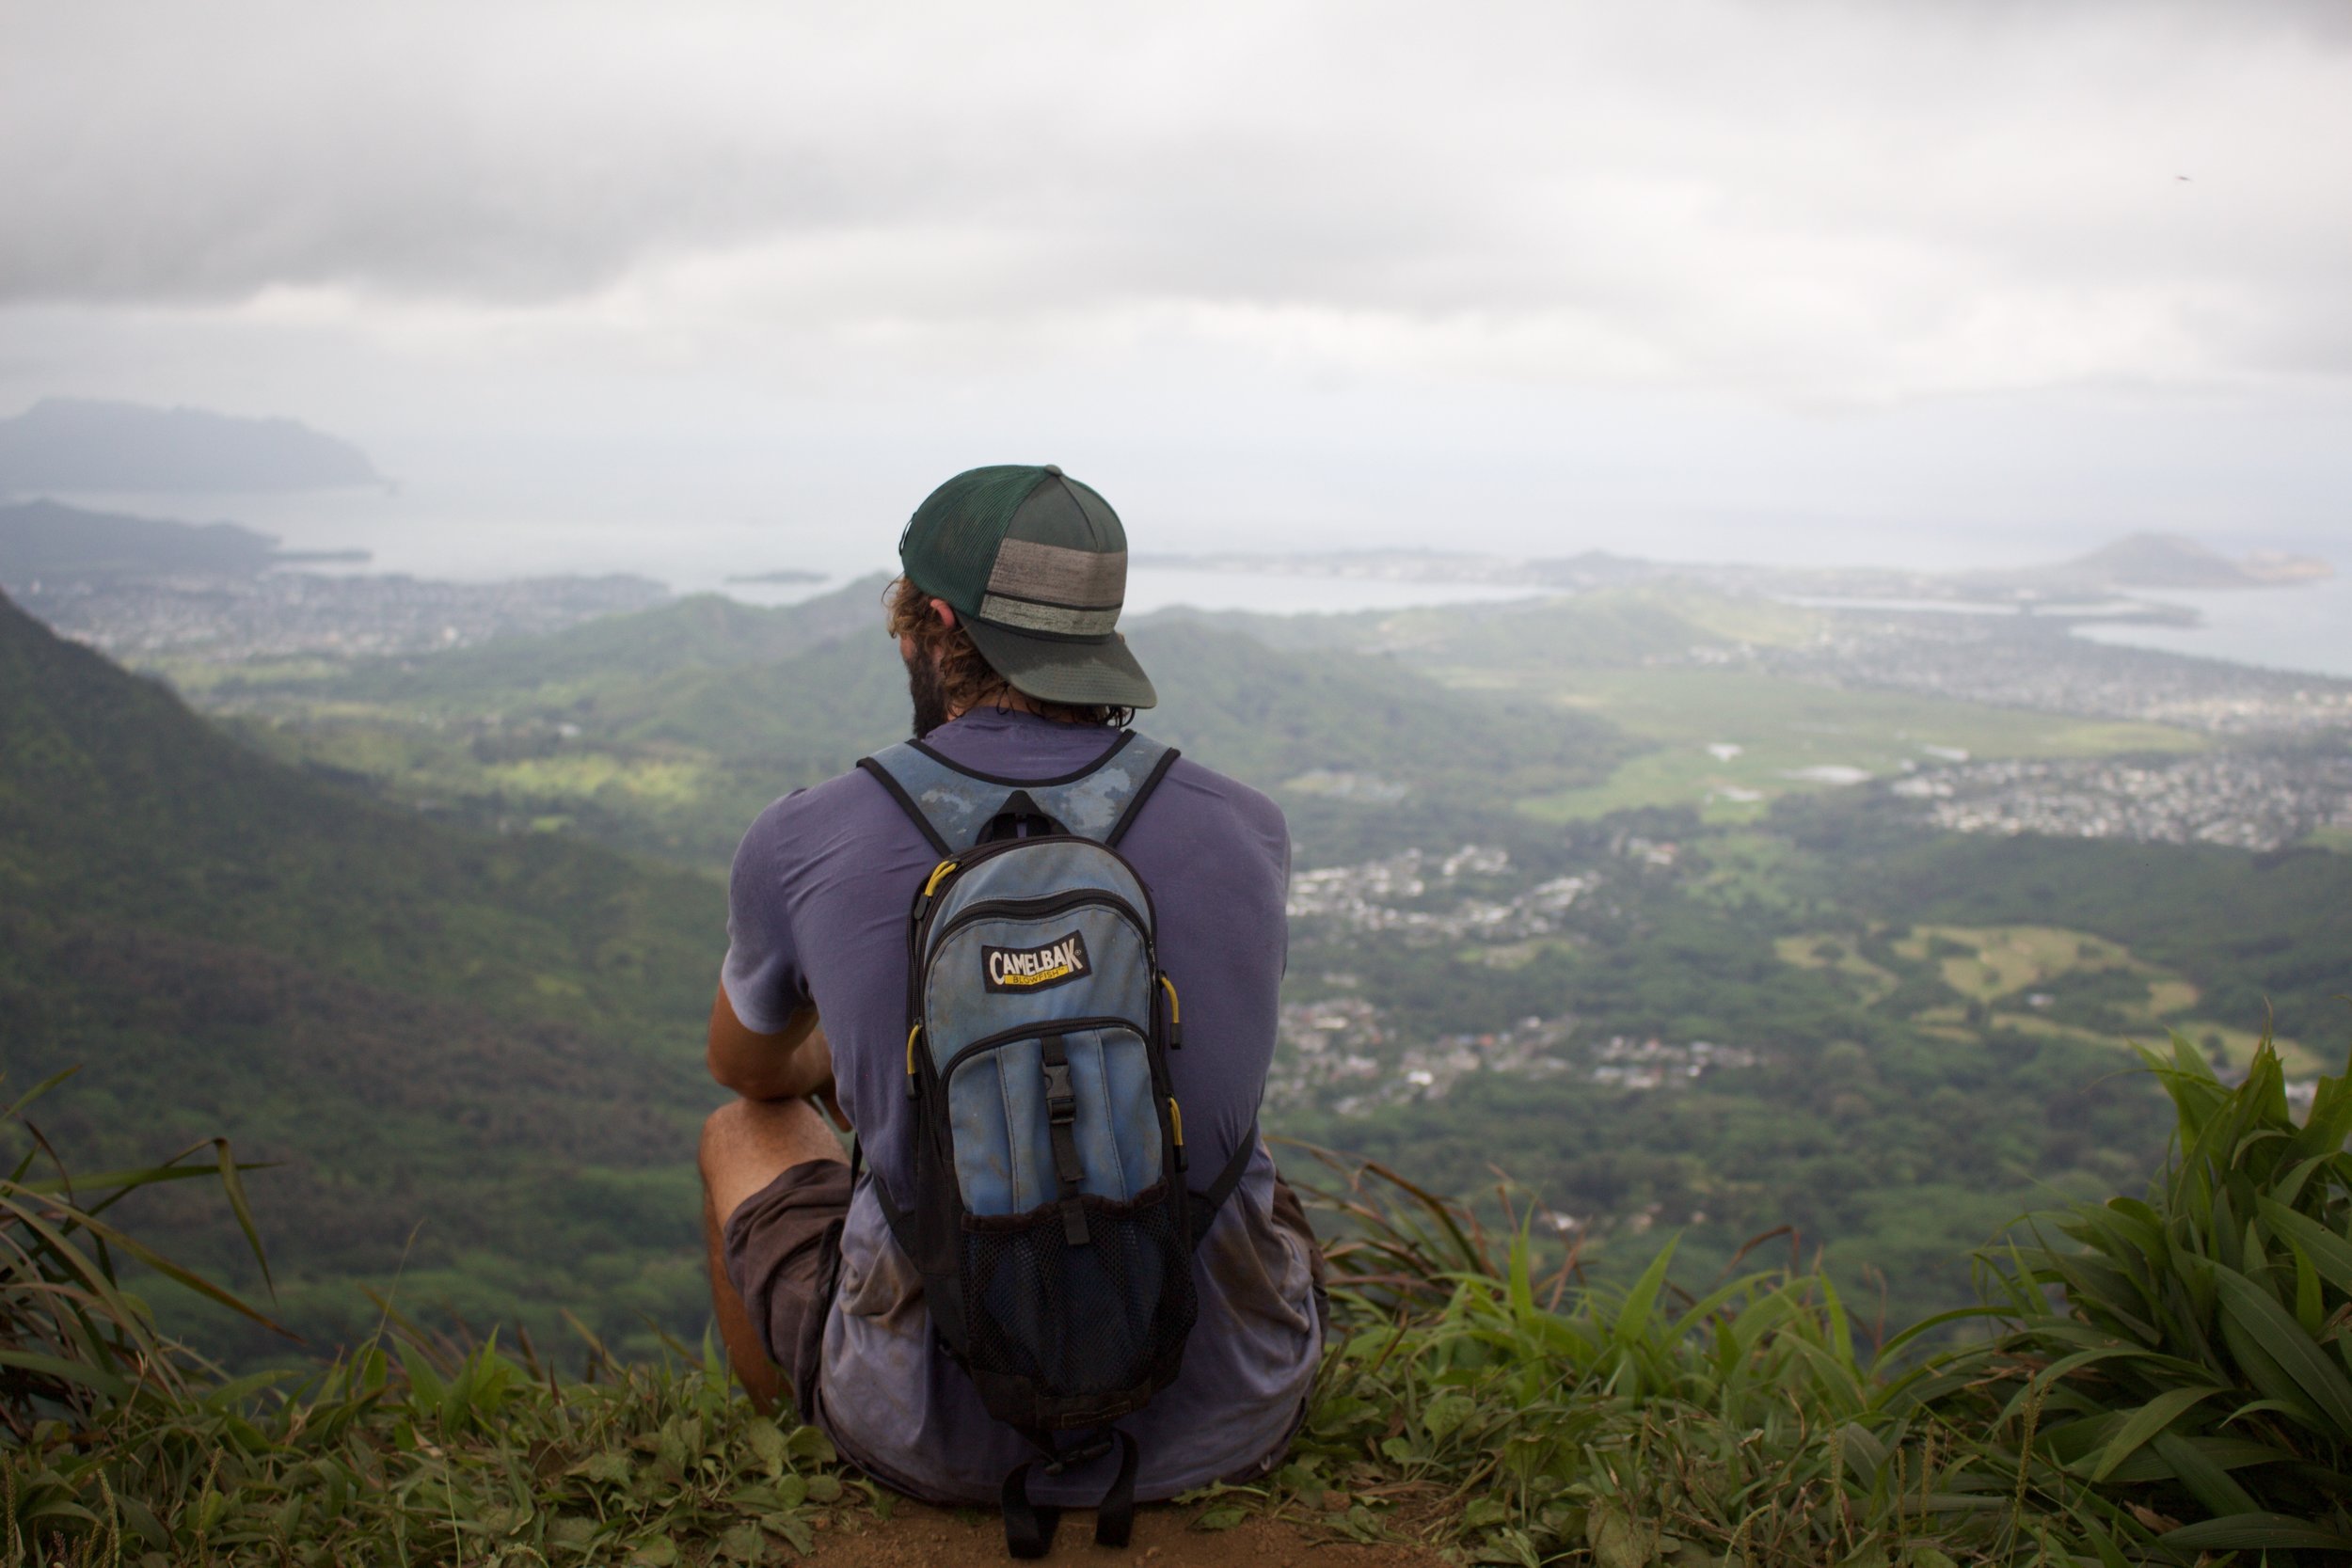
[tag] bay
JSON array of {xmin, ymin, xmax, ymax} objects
[{"xmin": 2072, "ymin": 578, "xmax": 2352, "ymax": 680}]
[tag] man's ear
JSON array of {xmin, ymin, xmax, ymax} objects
[{"xmin": 930, "ymin": 598, "xmax": 959, "ymax": 630}]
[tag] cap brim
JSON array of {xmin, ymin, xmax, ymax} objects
[{"xmin": 962, "ymin": 619, "xmax": 1158, "ymax": 710}]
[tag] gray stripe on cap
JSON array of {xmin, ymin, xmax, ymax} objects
[
  {"xmin": 988, "ymin": 539, "xmax": 1126, "ymax": 608},
  {"xmin": 977, "ymin": 594, "xmax": 1120, "ymax": 636}
]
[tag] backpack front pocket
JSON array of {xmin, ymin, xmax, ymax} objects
[
  {"xmin": 939, "ymin": 1022, "xmax": 1164, "ymax": 1214},
  {"xmin": 960, "ymin": 1180, "xmax": 1195, "ymax": 1418}
]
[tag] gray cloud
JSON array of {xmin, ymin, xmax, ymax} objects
[{"xmin": 4, "ymin": 0, "xmax": 2350, "ymax": 407}]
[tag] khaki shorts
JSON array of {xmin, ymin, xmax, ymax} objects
[{"xmin": 722, "ymin": 1157, "xmax": 1327, "ymax": 1425}]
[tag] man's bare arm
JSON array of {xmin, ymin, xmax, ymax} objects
[{"xmin": 707, "ymin": 987, "xmax": 834, "ymax": 1105}]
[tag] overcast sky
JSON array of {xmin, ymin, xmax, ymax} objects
[{"xmin": 5, "ymin": 0, "xmax": 2349, "ymax": 574}]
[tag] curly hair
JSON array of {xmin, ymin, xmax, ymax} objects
[{"xmin": 883, "ymin": 577, "xmax": 1128, "ymax": 728}]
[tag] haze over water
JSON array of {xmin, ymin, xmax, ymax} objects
[{"xmin": 52, "ymin": 475, "xmax": 2347, "ymax": 679}]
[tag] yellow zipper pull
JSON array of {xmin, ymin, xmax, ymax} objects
[
  {"xmin": 905, "ymin": 1022, "xmax": 923, "ymax": 1099},
  {"xmin": 1168, "ymin": 1097, "xmax": 1187, "ymax": 1172},
  {"xmin": 913, "ymin": 860, "xmax": 959, "ymax": 927}
]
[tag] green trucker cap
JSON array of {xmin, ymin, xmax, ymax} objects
[{"xmin": 898, "ymin": 463, "xmax": 1157, "ymax": 710}]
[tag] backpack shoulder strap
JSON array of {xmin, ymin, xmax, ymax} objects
[
  {"xmin": 856, "ymin": 731, "xmax": 1179, "ymax": 855},
  {"xmin": 855, "ymin": 747, "xmax": 961, "ymax": 856},
  {"xmin": 1187, "ymin": 1121, "xmax": 1259, "ymax": 1249}
]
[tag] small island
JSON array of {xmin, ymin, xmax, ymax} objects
[{"xmin": 723, "ymin": 568, "xmax": 828, "ymax": 585}]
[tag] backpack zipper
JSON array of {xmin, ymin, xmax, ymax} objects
[
  {"xmin": 927, "ymin": 887, "xmax": 1151, "ymax": 958},
  {"xmin": 931, "ymin": 1015, "xmax": 1148, "ymax": 1084},
  {"xmin": 910, "ymin": 832, "xmax": 1160, "ymax": 941}
]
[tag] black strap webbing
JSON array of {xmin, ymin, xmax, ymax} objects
[
  {"xmin": 1093, "ymin": 1429, "xmax": 1140, "ymax": 1547},
  {"xmin": 1187, "ymin": 1123, "xmax": 1258, "ymax": 1248},
  {"xmin": 1040, "ymin": 1035, "xmax": 1090, "ymax": 1246},
  {"xmin": 999, "ymin": 1429, "xmax": 1138, "ymax": 1557},
  {"xmin": 1000, "ymin": 1463, "xmax": 1059, "ymax": 1559},
  {"xmin": 853, "ymin": 756, "xmax": 951, "ymax": 856},
  {"xmin": 1104, "ymin": 746, "xmax": 1181, "ymax": 848}
]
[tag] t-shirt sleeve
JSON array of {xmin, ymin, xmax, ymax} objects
[{"xmin": 719, "ymin": 797, "xmax": 808, "ymax": 1036}]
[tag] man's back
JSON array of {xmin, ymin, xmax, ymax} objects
[{"xmin": 722, "ymin": 705, "xmax": 1319, "ymax": 1503}]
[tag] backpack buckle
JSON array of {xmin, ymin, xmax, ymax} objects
[
  {"xmin": 1041, "ymin": 1061, "xmax": 1076, "ymax": 1124},
  {"xmin": 1041, "ymin": 1433, "xmax": 1115, "ymax": 1475}
]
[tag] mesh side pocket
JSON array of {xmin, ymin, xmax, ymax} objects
[{"xmin": 960, "ymin": 1184, "xmax": 1196, "ymax": 1418}]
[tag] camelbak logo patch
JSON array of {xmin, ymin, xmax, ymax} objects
[{"xmin": 982, "ymin": 930, "xmax": 1091, "ymax": 993}]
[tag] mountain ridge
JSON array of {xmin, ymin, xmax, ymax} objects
[
  {"xmin": 0, "ymin": 497, "xmax": 290, "ymax": 581},
  {"xmin": 0, "ymin": 584, "xmax": 721, "ymax": 1358},
  {"xmin": 0, "ymin": 398, "xmax": 384, "ymax": 495}
]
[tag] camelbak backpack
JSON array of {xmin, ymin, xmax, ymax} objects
[{"xmin": 853, "ymin": 732, "xmax": 1257, "ymax": 1559}]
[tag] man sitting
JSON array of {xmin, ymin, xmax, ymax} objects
[{"xmin": 697, "ymin": 464, "xmax": 1323, "ymax": 1528}]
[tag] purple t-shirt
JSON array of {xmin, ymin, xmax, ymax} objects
[{"xmin": 722, "ymin": 706, "xmax": 1319, "ymax": 1503}]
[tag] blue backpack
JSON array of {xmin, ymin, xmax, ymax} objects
[{"xmin": 854, "ymin": 731, "xmax": 1257, "ymax": 1557}]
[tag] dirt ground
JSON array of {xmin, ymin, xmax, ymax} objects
[{"xmin": 810, "ymin": 1501, "xmax": 1451, "ymax": 1568}]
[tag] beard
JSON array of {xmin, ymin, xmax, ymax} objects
[{"xmin": 906, "ymin": 647, "xmax": 952, "ymax": 739}]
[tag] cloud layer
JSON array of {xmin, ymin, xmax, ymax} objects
[{"xmin": 8, "ymin": 0, "xmax": 2351, "ymax": 403}]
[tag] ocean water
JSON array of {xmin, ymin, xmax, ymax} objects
[
  {"xmin": 24, "ymin": 486, "xmax": 1555, "ymax": 618},
  {"xmin": 2071, "ymin": 578, "xmax": 2352, "ymax": 680},
  {"xmin": 726, "ymin": 566, "xmax": 1545, "ymax": 617},
  {"xmin": 23, "ymin": 485, "xmax": 2347, "ymax": 672}
]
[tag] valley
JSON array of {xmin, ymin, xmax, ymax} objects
[{"xmin": 3, "ymin": 505, "xmax": 2347, "ymax": 1361}]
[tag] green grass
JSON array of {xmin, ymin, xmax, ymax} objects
[
  {"xmin": 1891, "ymin": 925, "xmax": 2141, "ymax": 1002},
  {"xmin": 1502, "ymin": 669, "xmax": 2202, "ymax": 822},
  {"xmin": 2311, "ymin": 825, "xmax": 2352, "ymax": 854},
  {"xmin": 1963, "ymin": 1035, "xmax": 2352, "ymax": 1557},
  {"xmin": 17, "ymin": 1037, "xmax": 2352, "ymax": 1563}
]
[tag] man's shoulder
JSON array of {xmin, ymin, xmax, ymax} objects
[
  {"xmin": 735, "ymin": 764, "xmax": 911, "ymax": 870},
  {"xmin": 752, "ymin": 763, "xmax": 889, "ymax": 826},
  {"xmin": 1134, "ymin": 745, "xmax": 1288, "ymax": 878},
  {"xmin": 1155, "ymin": 750, "xmax": 1284, "ymax": 837}
]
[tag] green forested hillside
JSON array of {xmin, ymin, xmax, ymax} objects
[
  {"xmin": 203, "ymin": 590, "xmax": 1635, "ymax": 869},
  {"xmin": 0, "ymin": 590, "xmax": 719, "ymax": 1359},
  {"xmin": 1781, "ymin": 796, "xmax": 2352, "ymax": 1045},
  {"xmin": 17, "ymin": 574, "xmax": 2348, "ymax": 1366},
  {"xmin": 1275, "ymin": 833, "xmax": 2189, "ymax": 1324},
  {"xmin": 305, "ymin": 579, "xmax": 896, "ymax": 711},
  {"xmin": 1136, "ymin": 619, "xmax": 1629, "ymax": 808}
]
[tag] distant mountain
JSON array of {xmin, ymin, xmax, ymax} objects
[
  {"xmin": 2039, "ymin": 531, "xmax": 2332, "ymax": 591},
  {"xmin": 723, "ymin": 568, "xmax": 827, "ymax": 585},
  {"xmin": 329, "ymin": 575, "xmax": 893, "ymax": 705},
  {"xmin": 0, "ymin": 585, "xmax": 718, "ymax": 1360},
  {"xmin": 0, "ymin": 497, "xmax": 287, "ymax": 581},
  {"xmin": 0, "ymin": 398, "xmax": 383, "ymax": 494}
]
